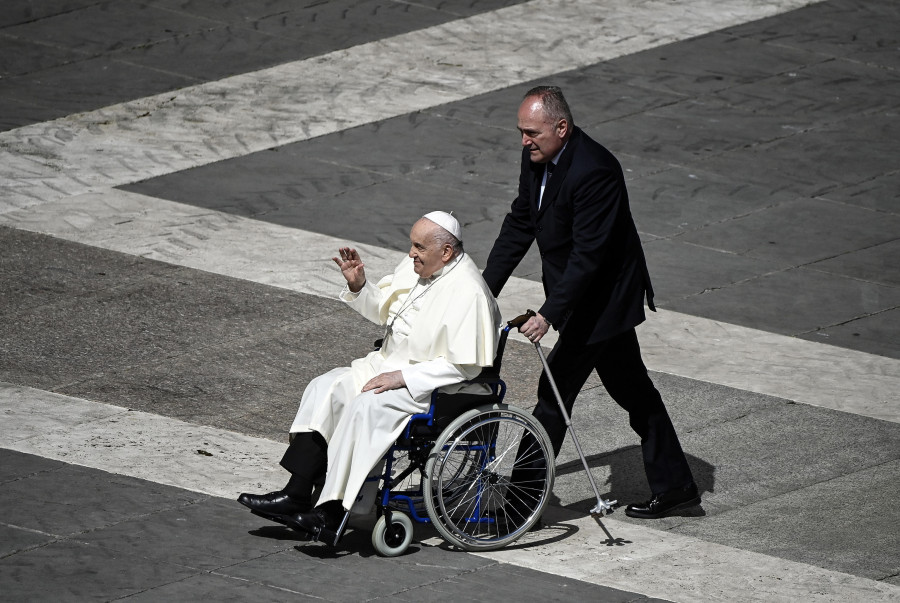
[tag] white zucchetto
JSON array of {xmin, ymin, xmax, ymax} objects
[{"xmin": 422, "ymin": 211, "xmax": 462, "ymax": 241}]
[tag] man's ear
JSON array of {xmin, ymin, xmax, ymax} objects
[
  {"xmin": 556, "ymin": 118, "xmax": 569, "ymax": 139},
  {"xmin": 442, "ymin": 244, "xmax": 454, "ymax": 261}
]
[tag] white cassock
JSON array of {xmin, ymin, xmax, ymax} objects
[{"xmin": 289, "ymin": 252, "xmax": 500, "ymax": 511}]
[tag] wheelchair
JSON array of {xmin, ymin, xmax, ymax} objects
[{"xmin": 325, "ymin": 316, "xmax": 556, "ymax": 557}]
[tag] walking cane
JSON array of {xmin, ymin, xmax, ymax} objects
[{"xmin": 512, "ymin": 310, "xmax": 617, "ymax": 516}]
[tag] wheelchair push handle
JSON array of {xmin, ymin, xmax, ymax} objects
[{"xmin": 506, "ymin": 309, "xmax": 536, "ymax": 331}]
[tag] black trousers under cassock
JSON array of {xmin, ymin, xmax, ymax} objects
[
  {"xmin": 535, "ymin": 327, "xmax": 694, "ymax": 496},
  {"xmin": 279, "ymin": 431, "xmax": 328, "ymax": 504}
]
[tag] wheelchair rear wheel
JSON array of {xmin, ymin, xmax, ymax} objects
[{"xmin": 424, "ymin": 404, "xmax": 555, "ymax": 551}]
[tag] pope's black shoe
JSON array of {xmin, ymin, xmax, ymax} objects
[
  {"xmin": 625, "ymin": 483, "xmax": 701, "ymax": 519},
  {"xmin": 284, "ymin": 501, "xmax": 346, "ymax": 543},
  {"xmin": 237, "ymin": 491, "xmax": 310, "ymax": 521}
]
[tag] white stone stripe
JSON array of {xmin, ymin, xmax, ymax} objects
[
  {"xmin": 2, "ymin": 382, "xmax": 897, "ymax": 602},
  {"xmin": 0, "ymin": 0, "xmax": 817, "ymax": 212},
  {"xmin": 2, "ymin": 188, "xmax": 897, "ymax": 423}
]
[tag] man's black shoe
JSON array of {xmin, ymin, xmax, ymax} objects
[
  {"xmin": 284, "ymin": 501, "xmax": 346, "ymax": 542},
  {"xmin": 237, "ymin": 491, "xmax": 310, "ymax": 520},
  {"xmin": 625, "ymin": 483, "xmax": 701, "ymax": 519}
]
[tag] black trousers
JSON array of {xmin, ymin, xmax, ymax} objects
[
  {"xmin": 535, "ymin": 327, "xmax": 694, "ymax": 495},
  {"xmin": 279, "ymin": 431, "xmax": 328, "ymax": 503}
]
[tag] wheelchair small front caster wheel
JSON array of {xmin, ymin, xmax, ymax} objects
[{"xmin": 372, "ymin": 512, "xmax": 413, "ymax": 557}]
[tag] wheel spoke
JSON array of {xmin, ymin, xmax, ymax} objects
[{"xmin": 425, "ymin": 405, "xmax": 555, "ymax": 551}]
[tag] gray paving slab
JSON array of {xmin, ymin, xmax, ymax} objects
[
  {"xmin": 683, "ymin": 111, "xmax": 899, "ymax": 199},
  {"xmin": 0, "ymin": 461, "xmax": 204, "ymax": 536},
  {"xmin": 823, "ymin": 170, "xmax": 900, "ymax": 216},
  {"xmin": 0, "ymin": 225, "xmax": 179, "ymax": 312},
  {"xmin": 299, "ymin": 111, "xmax": 513, "ymax": 178},
  {"xmin": 678, "ymin": 197, "xmax": 900, "ymax": 268},
  {"xmin": 59, "ymin": 313, "xmax": 381, "ymax": 441},
  {"xmin": 808, "ymin": 238, "xmax": 900, "ymax": 286},
  {"xmin": 642, "ymin": 238, "xmax": 789, "ymax": 305},
  {"xmin": 721, "ymin": 0, "xmax": 899, "ymax": 69},
  {"xmin": 578, "ymin": 30, "xmax": 828, "ymax": 98},
  {"xmin": 0, "ymin": 444, "xmax": 64, "ymax": 481},
  {"xmin": 709, "ymin": 57, "xmax": 900, "ymax": 125},
  {"xmin": 149, "ymin": 0, "xmax": 528, "ymax": 23},
  {"xmin": 0, "ymin": 55, "xmax": 198, "ymax": 120},
  {"xmin": 76, "ymin": 496, "xmax": 326, "ymax": 572},
  {"xmin": 676, "ymin": 404, "xmax": 900, "ymax": 516},
  {"xmin": 626, "ymin": 166, "xmax": 800, "ymax": 239},
  {"xmin": 306, "ymin": 178, "xmax": 511, "ymax": 262},
  {"xmin": 662, "ymin": 266, "xmax": 900, "ymax": 353},
  {"xmin": 1, "ymin": 539, "xmax": 200, "ymax": 601},
  {"xmin": 0, "ymin": 230, "xmax": 341, "ymax": 391},
  {"xmin": 0, "ymin": 0, "xmax": 99, "ymax": 28},
  {"xmin": 117, "ymin": 25, "xmax": 333, "ymax": 82},
  {"xmin": 796, "ymin": 306, "xmax": 900, "ymax": 359},
  {"xmin": 0, "ymin": 97, "xmax": 55, "ymax": 131},
  {"xmin": 594, "ymin": 96, "xmax": 813, "ymax": 166},
  {"xmin": 247, "ymin": 0, "xmax": 461, "ymax": 47},
  {"xmin": 3, "ymin": 1, "xmax": 217, "ymax": 55},
  {"xmin": 0, "ymin": 523, "xmax": 56, "ymax": 558},
  {"xmin": 0, "ymin": 35, "xmax": 85, "ymax": 78},
  {"xmin": 672, "ymin": 460, "xmax": 900, "ymax": 582},
  {"xmin": 121, "ymin": 573, "xmax": 320, "ymax": 602}
]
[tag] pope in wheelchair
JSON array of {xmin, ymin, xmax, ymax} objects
[{"xmin": 239, "ymin": 211, "xmax": 554, "ymax": 554}]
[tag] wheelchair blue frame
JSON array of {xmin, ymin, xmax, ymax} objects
[
  {"xmin": 367, "ymin": 323, "xmax": 515, "ymax": 527},
  {"xmin": 365, "ymin": 377, "xmax": 507, "ymax": 525}
]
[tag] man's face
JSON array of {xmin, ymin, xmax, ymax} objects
[
  {"xmin": 408, "ymin": 220, "xmax": 450, "ymax": 278},
  {"xmin": 517, "ymin": 97, "xmax": 568, "ymax": 164}
]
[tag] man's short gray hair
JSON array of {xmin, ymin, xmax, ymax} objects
[
  {"xmin": 433, "ymin": 226, "xmax": 464, "ymax": 256},
  {"xmin": 524, "ymin": 85, "xmax": 574, "ymax": 126}
]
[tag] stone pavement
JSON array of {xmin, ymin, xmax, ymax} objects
[
  {"xmin": 1, "ymin": 448, "xmax": 655, "ymax": 602},
  {"xmin": 1, "ymin": 0, "xmax": 899, "ymax": 601}
]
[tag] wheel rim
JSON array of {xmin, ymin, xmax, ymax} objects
[
  {"xmin": 425, "ymin": 407, "xmax": 554, "ymax": 551},
  {"xmin": 385, "ymin": 521, "xmax": 406, "ymax": 547}
]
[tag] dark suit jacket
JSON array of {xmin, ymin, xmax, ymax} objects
[{"xmin": 482, "ymin": 127, "xmax": 655, "ymax": 345}]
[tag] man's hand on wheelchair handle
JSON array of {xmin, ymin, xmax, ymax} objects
[{"xmin": 362, "ymin": 370, "xmax": 406, "ymax": 394}]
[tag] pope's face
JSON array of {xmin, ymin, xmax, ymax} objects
[
  {"xmin": 517, "ymin": 97, "xmax": 567, "ymax": 164},
  {"xmin": 409, "ymin": 220, "xmax": 450, "ymax": 278}
]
